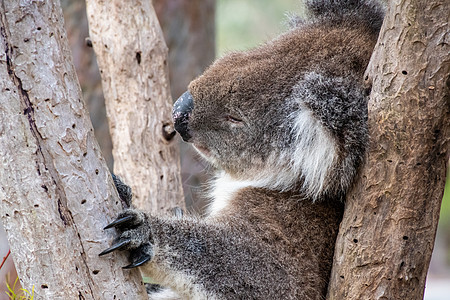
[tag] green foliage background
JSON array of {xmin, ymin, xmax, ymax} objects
[{"xmin": 217, "ymin": 0, "xmax": 302, "ymax": 56}]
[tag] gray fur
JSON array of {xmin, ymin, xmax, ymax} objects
[
  {"xmin": 102, "ymin": 1, "xmax": 385, "ymax": 299},
  {"xmin": 291, "ymin": 71, "xmax": 369, "ymax": 199},
  {"xmin": 305, "ymin": 0, "xmax": 385, "ymax": 33}
]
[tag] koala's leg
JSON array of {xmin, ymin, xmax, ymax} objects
[{"xmin": 100, "ymin": 209, "xmax": 303, "ymax": 300}]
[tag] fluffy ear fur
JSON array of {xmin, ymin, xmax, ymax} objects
[
  {"xmin": 289, "ymin": 101, "xmax": 338, "ymax": 200},
  {"xmin": 290, "ymin": 71, "xmax": 368, "ymax": 199}
]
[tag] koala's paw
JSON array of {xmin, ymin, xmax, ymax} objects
[{"xmin": 99, "ymin": 209, "xmax": 154, "ymax": 269}]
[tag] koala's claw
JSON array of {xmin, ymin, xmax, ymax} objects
[
  {"xmin": 104, "ymin": 215, "xmax": 135, "ymax": 230},
  {"xmin": 99, "ymin": 239, "xmax": 131, "ymax": 256},
  {"xmin": 123, "ymin": 253, "xmax": 152, "ymax": 269},
  {"xmin": 100, "ymin": 209, "xmax": 154, "ymax": 268}
]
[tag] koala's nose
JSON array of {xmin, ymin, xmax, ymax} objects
[{"xmin": 173, "ymin": 91, "xmax": 194, "ymax": 142}]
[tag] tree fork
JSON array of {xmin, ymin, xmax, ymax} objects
[
  {"xmin": 0, "ymin": 1, "xmax": 147, "ymax": 298},
  {"xmin": 327, "ymin": 0, "xmax": 449, "ymax": 299}
]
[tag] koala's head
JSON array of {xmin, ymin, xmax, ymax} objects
[{"xmin": 173, "ymin": 21, "xmax": 376, "ymax": 200}]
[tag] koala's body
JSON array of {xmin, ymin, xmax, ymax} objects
[{"xmin": 101, "ymin": 1, "xmax": 385, "ymax": 299}]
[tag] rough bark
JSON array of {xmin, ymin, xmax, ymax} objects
[
  {"xmin": 61, "ymin": 0, "xmax": 113, "ymax": 170},
  {"xmin": 327, "ymin": 1, "xmax": 450, "ymax": 299},
  {"xmin": 0, "ymin": 1, "xmax": 147, "ymax": 298},
  {"xmin": 85, "ymin": 0, "xmax": 184, "ymax": 213}
]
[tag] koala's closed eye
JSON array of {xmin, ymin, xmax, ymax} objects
[{"xmin": 225, "ymin": 115, "xmax": 244, "ymax": 124}]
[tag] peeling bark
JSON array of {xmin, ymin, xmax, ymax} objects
[
  {"xmin": 85, "ymin": 0, "xmax": 185, "ymax": 213},
  {"xmin": 327, "ymin": 0, "xmax": 449, "ymax": 299},
  {"xmin": 0, "ymin": 1, "xmax": 147, "ymax": 298}
]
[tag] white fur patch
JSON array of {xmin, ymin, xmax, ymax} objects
[
  {"xmin": 238, "ymin": 103, "xmax": 336, "ymax": 200},
  {"xmin": 142, "ymin": 261, "xmax": 216, "ymax": 300},
  {"xmin": 291, "ymin": 107, "xmax": 336, "ymax": 199},
  {"xmin": 207, "ymin": 173, "xmax": 257, "ymax": 216},
  {"xmin": 289, "ymin": 105, "xmax": 336, "ymax": 199},
  {"xmin": 149, "ymin": 288, "xmax": 182, "ymax": 300}
]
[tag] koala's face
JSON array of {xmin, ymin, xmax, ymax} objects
[
  {"xmin": 173, "ymin": 25, "xmax": 372, "ymax": 198},
  {"xmin": 174, "ymin": 47, "xmax": 299, "ymax": 180}
]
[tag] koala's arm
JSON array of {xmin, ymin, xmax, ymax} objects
[
  {"xmin": 101, "ymin": 209, "xmax": 305, "ymax": 300},
  {"xmin": 101, "ymin": 178, "xmax": 341, "ymax": 300}
]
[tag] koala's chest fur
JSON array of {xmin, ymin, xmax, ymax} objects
[{"xmin": 205, "ymin": 174, "xmax": 344, "ymax": 298}]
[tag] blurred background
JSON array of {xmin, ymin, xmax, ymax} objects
[{"xmin": 0, "ymin": 0, "xmax": 448, "ymax": 299}]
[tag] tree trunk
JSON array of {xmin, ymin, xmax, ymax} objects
[
  {"xmin": 0, "ymin": 1, "xmax": 147, "ymax": 298},
  {"xmin": 85, "ymin": 0, "xmax": 184, "ymax": 213},
  {"xmin": 327, "ymin": 0, "xmax": 449, "ymax": 299}
]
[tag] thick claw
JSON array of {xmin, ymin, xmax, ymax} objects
[
  {"xmin": 104, "ymin": 215, "xmax": 135, "ymax": 230},
  {"xmin": 123, "ymin": 254, "xmax": 152, "ymax": 269},
  {"xmin": 99, "ymin": 239, "xmax": 131, "ymax": 256}
]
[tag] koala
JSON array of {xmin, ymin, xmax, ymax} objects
[{"xmin": 100, "ymin": 1, "xmax": 385, "ymax": 299}]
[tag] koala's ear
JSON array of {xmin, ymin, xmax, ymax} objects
[
  {"xmin": 289, "ymin": 72, "xmax": 368, "ymax": 199},
  {"xmin": 291, "ymin": 71, "xmax": 368, "ymax": 137},
  {"xmin": 288, "ymin": 92, "xmax": 337, "ymax": 201}
]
